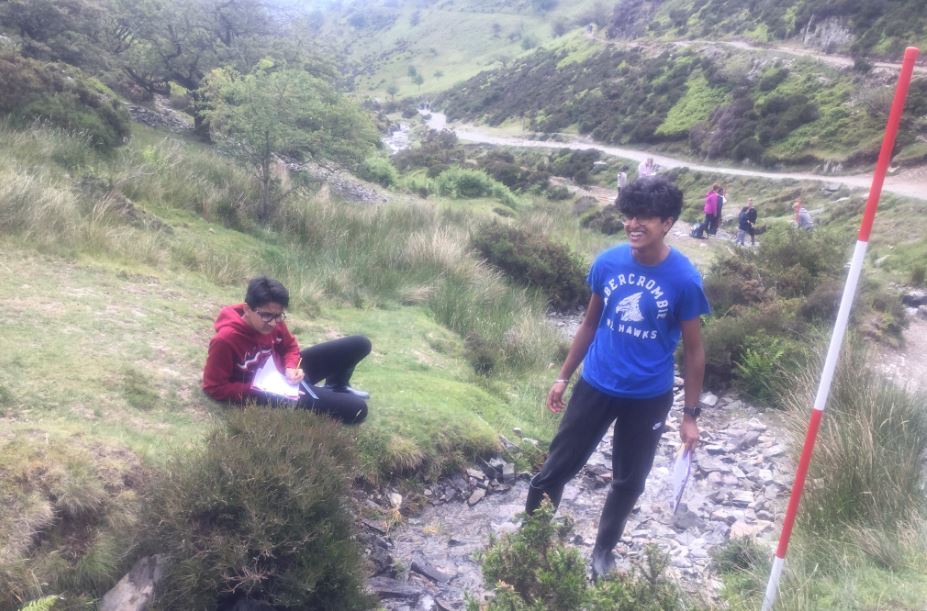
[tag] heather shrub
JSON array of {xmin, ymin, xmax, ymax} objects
[
  {"xmin": 471, "ymin": 221, "xmax": 590, "ymax": 312},
  {"xmin": 546, "ymin": 184, "xmax": 572, "ymax": 200},
  {"xmin": 141, "ymin": 408, "xmax": 374, "ymax": 610},
  {"xmin": 477, "ymin": 501, "xmax": 587, "ymax": 610},
  {"xmin": 475, "ymin": 502, "xmax": 685, "ymax": 610}
]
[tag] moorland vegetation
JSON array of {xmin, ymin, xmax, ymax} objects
[{"xmin": 0, "ymin": 0, "xmax": 925, "ymax": 608}]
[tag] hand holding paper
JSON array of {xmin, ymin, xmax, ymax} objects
[{"xmin": 251, "ymin": 357, "xmax": 300, "ymax": 400}]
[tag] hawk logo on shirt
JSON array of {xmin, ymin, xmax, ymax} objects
[{"xmin": 615, "ymin": 292, "xmax": 644, "ymax": 322}]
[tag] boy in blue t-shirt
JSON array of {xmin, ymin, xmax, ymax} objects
[{"xmin": 525, "ymin": 176, "xmax": 710, "ymax": 580}]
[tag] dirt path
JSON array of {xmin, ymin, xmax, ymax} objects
[
  {"xmin": 676, "ymin": 40, "xmax": 927, "ymax": 77},
  {"xmin": 444, "ymin": 120, "xmax": 927, "ymax": 202},
  {"xmin": 877, "ymin": 317, "xmax": 927, "ymax": 392}
]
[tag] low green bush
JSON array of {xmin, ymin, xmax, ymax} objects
[
  {"xmin": 475, "ymin": 502, "xmax": 685, "ymax": 610},
  {"xmin": 140, "ymin": 408, "xmax": 374, "ymax": 610},
  {"xmin": 580, "ymin": 206, "xmax": 625, "ymax": 235},
  {"xmin": 477, "ymin": 501, "xmax": 588, "ymax": 610},
  {"xmin": 700, "ymin": 301, "xmax": 796, "ymax": 390},
  {"xmin": 0, "ymin": 52, "xmax": 130, "ymax": 150},
  {"xmin": 435, "ymin": 166, "xmax": 497, "ymax": 198},
  {"xmin": 359, "ymin": 155, "xmax": 399, "ymax": 187},
  {"xmin": 734, "ymin": 334, "xmax": 806, "ymax": 407},
  {"xmin": 471, "ymin": 221, "xmax": 590, "ymax": 312},
  {"xmin": 546, "ymin": 184, "xmax": 572, "ymax": 200},
  {"xmin": 712, "ymin": 536, "xmax": 769, "ymax": 575}
]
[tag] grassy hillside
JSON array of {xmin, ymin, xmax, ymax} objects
[
  {"xmin": 312, "ymin": 0, "xmax": 608, "ymax": 98},
  {"xmin": 313, "ymin": 0, "xmax": 927, "ymax": 98}
]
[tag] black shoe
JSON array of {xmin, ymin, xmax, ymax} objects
[
  {"xmin": 325, "ymin": 384, "xmax": 370, "ymax": 399},
  {"xmin": 590, "ymin": 546, "xmax": 616, "ymax": 582}
]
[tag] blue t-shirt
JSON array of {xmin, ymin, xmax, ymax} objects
[{"xmin": 582, "ymin": 244, "xmax": 710, "ymax": 399}]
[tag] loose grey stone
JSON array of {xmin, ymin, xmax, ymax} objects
[
  {"xmin": 501, "ymin": 463, "xmax": 516, "ymax": 484},
  {"xmin": 412, "ymin": 560, "xmax": 453, "ymax": 584},
  {"xmin": 100, "ymin": 554, "xmax": 166, "ymax": 611},
  {"xmin": 368, "ymin": 576, "xmax": 423, "ymax": 601},
  {"xmin": 467, "ymin": 488, "xmax": 486, "ymax": 506}
]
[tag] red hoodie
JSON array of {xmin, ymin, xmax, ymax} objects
[{"xmin": 202, "ymin": 304, "xmax": 301, "ymax": 402}]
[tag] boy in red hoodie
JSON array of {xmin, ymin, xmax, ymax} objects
[{"xmin": 203, "ymin": 275, "xmax": 370, "ymax": 424}]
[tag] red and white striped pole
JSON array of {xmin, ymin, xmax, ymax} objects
[{"xmin": 761, "ymin": 46, "xmax": 919, "ymax": 611}]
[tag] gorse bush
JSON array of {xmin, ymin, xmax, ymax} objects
[
  {"xmin": 471, "ymin": 221, "xmax": 590, "ymax": 312},
  {"xmin": 694, "ymin": 225, "xmax": 899, "ymax": 398},
  {"xmin": 141, "ymin": 407, "xmax": 374, "ymax": 610},
  {"xmin": 475, "ymin": 501, "xmax": 685, "ymax": 610}
]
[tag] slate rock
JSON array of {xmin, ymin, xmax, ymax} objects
[
  {"xmin": 412, "ymin": 560, "xmax": 453, "ymax": 584},
  {"xmin": 467, "ymin": 488, "xmax": 486, "ymax": 506},
  {"xmin": 100, "ymin": 554, "xmax": 166, "ymax": 611},
  {"xmin": 368, "ymin": 576, "xmax": 423, "ymax": 601}
]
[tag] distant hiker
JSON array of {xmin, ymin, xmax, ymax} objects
[
  {"xmin": 709, "ymin": 186, "xmax": 725, "ymax": 235},
  {"xmin": 702, "ymin": 184, "xmax": 719, "ymax": 237},
  {"xmin": 736, "ymin": 198, "xmax": 758, "ymax": 245},
  {"xmin": 525, "ymin": 176, "xmax": 710, "ymax": 582},
  {"xmin": 203, "ymin": 275, "xmax": 371, "ymax": 424},
  {"xmin": 615, "ymin": 166, "xmax": 629, "ymax": 204},
  {"xmin": 793, "ymin": 200, "xmax": 814, "ymax": 230},
  {"xmin": 745, "ymin": 198, "xmax": 758, "ymax": 244},
  {"xmin": 637, "ymin": 157, "xmax": 657, "ymax": 178}
]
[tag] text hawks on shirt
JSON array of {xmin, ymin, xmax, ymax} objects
[{"xmin": 601, "ymin": 272, "xmax": 668, "ymax": 340}]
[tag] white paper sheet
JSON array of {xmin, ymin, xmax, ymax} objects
[
  {"xmin": 670, "ymin": 445, "xmax": 692, "ymax": 514},
  {"xmin": 251, "ymin": 357, "xmax": 300, "ymax": 400}
]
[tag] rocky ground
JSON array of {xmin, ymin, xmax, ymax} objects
[{"xmin": 361, "ymin": 387, "xmax": 791, "ymax": 610}]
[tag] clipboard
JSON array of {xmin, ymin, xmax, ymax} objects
[{"xmin": 670, "ymin": 445, "xmax": 692, "ymax": 514}]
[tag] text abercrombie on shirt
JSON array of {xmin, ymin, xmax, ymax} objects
[{"xmin": 582, "ymin": 244, "xmax": 710, "ymax": 399}]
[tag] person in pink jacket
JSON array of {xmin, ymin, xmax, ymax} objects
[{"xmin": 702, "ymin": 184, "xmax": 719, "ymax": 237}]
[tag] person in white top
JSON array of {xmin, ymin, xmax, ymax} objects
[
  {"xmin": 615, "ymin": 166, "xmax": 629, "ymax": 204},
  {"xmin": 637, "ymin": 157, "xmax": 657, "ymax": 178}
]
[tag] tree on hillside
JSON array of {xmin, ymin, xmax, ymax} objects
[
  {"xmin": 117, "ymin": 0, "xmax": 277, "ymax": 138},
  {"xmin": 203, "ymin": 60, "xmax": 378, "ymax": 220},
  {"xmin": 0, "ymin": 0, "xmax": 120, "ymax": 69}
]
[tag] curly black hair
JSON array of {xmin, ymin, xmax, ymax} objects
[{"xmin": 617, "ymin": 175, "xmax": 683, "ymax": 222}]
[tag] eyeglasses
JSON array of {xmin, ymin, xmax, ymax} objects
[{"xmin": 254, "ymin": 310, "xmax": 286, "ymax": 323}]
